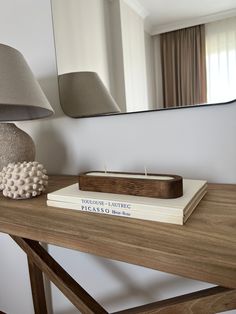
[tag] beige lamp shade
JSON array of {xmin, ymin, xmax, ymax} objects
[
  {"xmin": 0, "ymin": 44, "xmax": 54, "ymax": 121},
  {"xmin": 58, "ymin": 72, "xmax": 120, "ymax": 118},
  {"xmin": 0, "ymin": 44, "xmax": 54, "ymax": 171}
]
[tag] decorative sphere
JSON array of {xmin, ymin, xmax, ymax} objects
[{"xmin": 0, "ymin": 161, "xmax": 48, "ymax": 199}]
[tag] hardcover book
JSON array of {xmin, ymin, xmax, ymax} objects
[{"xmin": 47, "ymin": 179, "xmax": 207, "ymax": 225}]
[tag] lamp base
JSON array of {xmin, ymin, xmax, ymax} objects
[{"xmin": 0, "ymin": 123, "xmax": 35, "ymax": 171}]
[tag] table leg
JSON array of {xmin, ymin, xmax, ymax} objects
[
  {"xmin": 113, "ymin": 286, "xmax": 236, "ymax": 314},
  {"xmin": 28, "ymin": 257, "xmax": 48, "ymax": 314},
  {"xmin": 10, "ymin": 235, "xmax": 236, "ymax": 314},
  {"xmin": 11, "ymin": 236, "xmax": 107, "ymax": 314}
]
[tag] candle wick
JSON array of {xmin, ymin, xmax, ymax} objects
[{"xmin": 104, "ymin": 165, "xmax": 107, "ymax": 174}]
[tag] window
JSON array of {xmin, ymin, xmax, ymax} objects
[{"xmin": 206, "ymin": 17, "xmax": 236, "ymax": 103}]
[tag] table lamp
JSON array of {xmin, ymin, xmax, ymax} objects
[
  {"xmin": 58, "ymin": 71, "xmax": 120, "ymax": 118},
  {"xmin": 0, "ymin": 44, "xmax": 54, "ymax": 171}
]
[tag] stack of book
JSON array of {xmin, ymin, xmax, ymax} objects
[{"xmin": 47, "ymin": 179, "xmax": 207, "ymax": 225}]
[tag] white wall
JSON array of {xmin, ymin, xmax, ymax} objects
[
  {"xmin": 120, "ymin": 0, "xmax": 149, "ymax": 112},
  {"xmin": 52, "ymin": 0, "xmax": 110, "ymax": 90},
  {"xmin": 153, "ymin": 34, "xmax": 164, "ymax": 108},
  {"xmin": 106, "ymin": 0, "xmax": 127, "ymax": 112},
  {"xmin": 144, "ymin": 31, "xmax": 156, "ymax": 109},
  {"xmin": 0, "ymin": 0, "xmax": 236, "ymax": 314}
]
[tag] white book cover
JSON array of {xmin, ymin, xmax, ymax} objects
[{"xmin": 47, "ymin": 179, "xmax": 207, "ymax": 225}]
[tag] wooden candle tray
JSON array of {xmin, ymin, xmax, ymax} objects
[{"xmin": 78, "ymin": 171, "xmax": 183, "ymax": 198}]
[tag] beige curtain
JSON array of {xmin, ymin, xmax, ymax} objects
[{"xmin": 161, "ymin": 24, "xmax": 207, "ymax": 108}]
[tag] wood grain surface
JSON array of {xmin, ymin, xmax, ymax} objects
[
  {"xmin": 113, "ymin": 286, "xmax": 236, "ymax": 314},
  {"xmin": 27, "ymin": 256, "xmax": 48, "ymax": 314},
  {"xmin": 12, "ymin": 236, "xmax": 107, "ymax": 314},
  {"xmin": 0, "ymin": 176, "xmax": 236, "ymax": 289}
]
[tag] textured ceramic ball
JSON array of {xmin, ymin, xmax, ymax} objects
[{"xmin": 1, "ymin": 161, "xmax": 48, "ymax": 199}]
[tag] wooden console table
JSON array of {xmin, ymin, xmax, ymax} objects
[{"xmin": 0, "ymin": 175, "xmax": 236, "ymax": 313}]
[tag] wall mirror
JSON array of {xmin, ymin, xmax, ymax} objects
[{"xmin": 51, "ymin": 0, "xmax": 236, "ymax": 118}]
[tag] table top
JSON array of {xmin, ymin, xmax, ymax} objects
[{"xmin": 0, "ymin": 175, "xmax": 236, "ymax": 289}]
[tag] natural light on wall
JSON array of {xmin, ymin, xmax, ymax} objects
[{"xmin": 206, "ymin": 17, "xmax": 236, "ymax": 103}]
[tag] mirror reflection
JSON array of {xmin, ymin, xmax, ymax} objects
[{"xmin": 51, "ymin": 0, "xmax": 236, "ymax": 117}]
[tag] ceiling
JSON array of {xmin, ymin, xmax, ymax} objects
[{"xmin": 134, "ymin": 0, "xmax": 236, "ymax": 34}]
